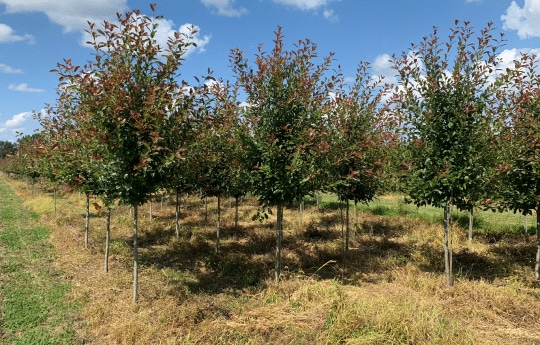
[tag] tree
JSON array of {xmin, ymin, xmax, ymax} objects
[
  {"xmin": 231, "ymin": 27, "xmax": 336, "ymax": 282},
  {"xmin": 495, "ymin": 53, "xmax": 540, "ymax": 279},
  {"xmin": 0, "ymin": 141, "xmax": 16, "ymax": 159},
  {"xmin": 53, "ymin": 5, "xmax": 195, "ymax": 302},
  {"xmin": 392, "ymin": 20, "xmax": 505, "ymax": 286},
  {"xmin": 328, "ymin": 62, "xmax": 392, "ymax": 257}
]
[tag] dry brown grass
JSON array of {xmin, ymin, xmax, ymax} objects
[{"xmin": 6, "ymin": 178, "xmax": 540, "ymax": 344}]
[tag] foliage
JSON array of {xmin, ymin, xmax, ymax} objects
[{"xmin": 393, "ymin": 20, "xmax": 504, "ymax": 210}]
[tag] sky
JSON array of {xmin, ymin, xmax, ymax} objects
[{"xmin": 1, "ymin": 0, "xmax": 540, "ymax": 143}]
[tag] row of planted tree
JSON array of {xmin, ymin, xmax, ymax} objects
[{"xmin": 1, "ymin": 5, "xmax": 540, "ymax": 302}]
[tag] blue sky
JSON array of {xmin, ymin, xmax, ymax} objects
[{"xmin": 1, "ymin": 0, "xmax": 540, "ymax": 143}]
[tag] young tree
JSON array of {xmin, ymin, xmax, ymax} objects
[
  {"xmin": 496, "ymin": 53, "xmax": 540, "ymax": 279},
  {"xmin": 328, "ymin": 62, "xmax": 392, "ymax": 257},
  {"xmin": 53, "ymin": 5, "xmax": 196, "ymax": 302},
  {"xmin": 231, "ymin": 27, "xmax": 336, "ymax": 282},
  {"xmin": 392, "ymin": 21, "xmax": 505, "ymax": 286}
]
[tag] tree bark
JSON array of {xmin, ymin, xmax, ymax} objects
[
  {"xmin": 524, "ymin": 214, "xmax": 529, "ymax": 242},
  {"xmin": 234, "ymin": 196, "xmax": 239, "ymax": 234},
  {"xmin": 175, "ymin": 190, "xmax": 180, "ymax": 239},
  {"xmin": 275, "ymin": 203, "xmax": 284, "ymax": 283},
  {"xmin": 53, "ymin": 184, "xmax": 57, "ymax": 216},
  {"xmin": 534, "ymin": 202, "xmax": 540, "ymax": 280},
  {"xmin": 354, "ymin": 198, "xmax": 358, "ymax": 239},
  {"xmin": 104, "ymin": 209, "xmax": 111, "ymax": 273},
  {"xmin": 468, "ymin": 207, "xmax": 473, "ymax": 242},
  {"xmin": 133, "ymin": 204, "xmax": 139, "ymax": 304},
  {"xmin": 345, "ymin": 199, "xmax": 350, "ymax": 258},
  {"xmin": 216, "ymin": 195, "xmax": 221, "ymax": 253},
  {"xmin": 444, "ymin": 200, "xmax": 454, "ymax": 286},
  {"xmin": 85, "ymin": 193, "xmax": 90, "ymax": 249}
]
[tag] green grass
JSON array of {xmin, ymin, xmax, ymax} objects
[
  {"xmin": 313, "ymin": 193, "xmax": 535, "ymax": 236},
  {"xmin": 0, "ymin": 176, "xmax": 79, "ymax": 345}
]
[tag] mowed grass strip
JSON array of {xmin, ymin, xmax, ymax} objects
[{"xmin": 0, "ymin": 175, "xmax": 78, "ymax": 345}]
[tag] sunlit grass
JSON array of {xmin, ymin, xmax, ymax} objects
[{"xmin": 3, "ymin": 175, "xmax": 540, "ymax": 344}]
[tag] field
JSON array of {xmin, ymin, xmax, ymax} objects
[{"xmin": 2, "ymin": 175, "xmax": 540, "ymax": 344}]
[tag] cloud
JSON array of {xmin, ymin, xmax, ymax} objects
[
  {"xmin": 372, "ymin": 54, "xmax": 398, "ymax": 86},
  {"xmin": 178, "ymin": 23, "xmax": 211, "ymax": 56},
  {"xmin": 4, "ymin": 111, "xmax": 32, "ymax": 127},
  {"xmin": 8, "ymin": 83, "xmax": 45, "ymax": 93},
  {"xmin": 273, "ymin": 0, "xmax": 338, "ymax": 21},
  {"xmin": 502, "ymin": 0, "xmax": 540, "ymax": 39},
  {"xmin": 0, "ymin": 23, "xmax": 34, "ymax": 43},
  {"xmin": 0, "ymin": 63, "xmax": 22, "ymax": 74},
  {"xmin": 0, "ymin": 0, "xmax": 128, "ymax": 33},
  {"xmin": 200, "ymin": 0, "xmax": 248, "ymax": 17},
  {"xmin": 273, "ymin": 0, "xmax": 331, "ymax": 10},
  {"xmin": 323, "ymin": 9, "xmax": 338, "ymax": 22},
  {"xmin": 465, "ymin": 0, "xmax": 483, "ymax": 3}
]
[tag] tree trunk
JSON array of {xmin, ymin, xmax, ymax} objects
[
  {"xmin": 85, "ymin": 193, "xmax": 90, "ymax": 249},
  {"xmin": 354, "ymin": 198, "xmax": 358, "ymax": 239},
  {"xmin": 234, "ymin": 196, "xmax": 239, "ymax": 234},
  {"xmin": 299, "ymin": 198, "xmax": 304, "ymax": 231},
  {"xmin": 468, "ymin": 207, "xmax": 473, "ymax": 242},
  {"xmin": 345, "ymin": 199, "xmax": 350, "ymax": 258},
  {"xmin": 534, "ymin": 202, "xmax": 540, "ymax": 280},
  {"xmin": 104, "ymin": 209, "xmax": 111, "ymax": 273},
  {"xmin": 175, "ymin": 190, "xmax": 180, "ymax": 239},
  {"xmin": 216, "ymin": 195, "xmax": 221, "ymax": 253},
  {"xmin": 149, "ymin": 199, "xmax": 153, "ymax": 221},
  {"xmin": 275, "ymin": 203, "xmax": 284, "ymax": 283},
  {"xmin": 133, "ymin": 204, "xmax": 139, "ymax": 304},
  {"xmin": 524, "ymin": 214, "xmax": 529, "ymax": 242},
  {"xmin": 53, "ymin": 184, "xmax": 57, "ymax": 216},
  {"xmin": 444, "ymin": 200, "xmax": 454, "ymax": 286}
]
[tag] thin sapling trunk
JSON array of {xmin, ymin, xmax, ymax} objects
[
  {"xmin": 275, "ymin": 203, "xmax": 284, "ymax": 283},
  {"xmin": 444, "ymin": 200, "xmax": 454, "ymax": 286},
  {"xmin": 133, "ymin": 204, "xmax": 139, "ymax": 304},
  {"xmin": 104, "ymin": 209, "xmax": 111, "ymax": 273}
]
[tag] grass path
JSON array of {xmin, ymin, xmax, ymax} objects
[{"xmin": 0, "ymin": 175, "xmax": 78, "ymax": 344}]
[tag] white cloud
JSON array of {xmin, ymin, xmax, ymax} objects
[
  {"xmin": 0, "ymin": 23, "xmax": 34, "ymax": 43},
  {"xmin": 502, "ymin": 0, "xmax": 540, "ymax": 39},
  {"xmin": 372, "ymin": 53, "xmax": 397, "ymax": 85},
  {"xmin": 8, "ymin": 83, "xmax": 45, "ymax": 93},
  {"xmin": 178, "ymin": 23, "xmax": 211, "ymax": 56},
  {"xmin": 465, "ymin": 0, "xmax": 483, "ymax": 3},
  {"xmin": 0, "ymin": 63, "xmax": 22, "ymax": 74},
  {"xmin": 323, "ymin": 9, "xmax": 338, "ymax": 22},
  {"xmin": 200, "ymin": 0, "xmax": 248, "ymax": 17},
  {"xmin": 0, "ymin": 0, "xmax": 128, "ymax": 33},
  {"xmin": 273, "ymin": 0, "xmax": 330, "ymax": 10},
  {"xmin": 273, "ymin": 0, "xmax": 338, "ymax": 21},
  {"xmin": 5, "ymin": 111, "xmax": 32, "ymax": 127}
]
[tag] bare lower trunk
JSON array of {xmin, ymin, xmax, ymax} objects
[
  {"xmin": 53, "ymin": 185, "xmax": 57, "ymax": 216},
  {"xmin": 234, "ymin": 196, "xmax": 239, "ymax": 234},
  {"xmin": 149, "ymin": 200, "xmax": 153, "ymax": 221},
  {"xmin": 133, "ymin": 205, "xmax": 139, "ymax": 304},
  {"xmin": 534, "ymin": 202, "xmax": 540, "ymax": 280},
  {"xmin": 216, "ymin": 195, "xmax": 221, "ymax": 253},
  {"xmin": 275, "ymin": 203, "xmax": 284, "ymax": 283},
  {"xmin": 468, "ymin": 208, "xmax": 473, "ymax": 242},
  {"xmin": 354, "ymin": 198, "xmax": 358, "ymax": 239},
  {"xmin": 299, "ymin": 198, "xmax": 305, "ymax": 231},
  {"xmin": 524, "ymin": 214, "xmax": 529, "ymax": 242},
  {"xmin": 85, "ymin": 193, "xmax": 90, "ymax": 249},
  {"xmin": 444, "ymin": 200, "xmax": 454, "ymax": 286},
  {"xmin": 175, "ymin": 190, "xmax": 180, "ymax": 239},
  {"xmin": 345, "ymin": 199, "xmax": 350, "ymax": 258},
  {"xmin": 104, "ymin": 209, "xmax": 111, "ymax": 273}
]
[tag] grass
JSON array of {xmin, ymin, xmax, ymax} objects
[
  {"xmin": 4, "ymin": 176, "xmax": 540, "ymax": 344},
  {"xmin": 0, "ymin": 177, "xmax": 79, "ymax": 345}
]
